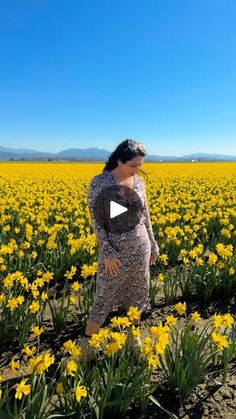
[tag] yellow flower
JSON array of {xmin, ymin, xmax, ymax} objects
[
  {"xmin": 43, "ymin": 351, "xmax": 55, "ymax": 370},
  {"xmin": 88, "ymin": 328, "xmax": 109, "ymax": 348},
  {"xmin": 3, "ymin": 225, "xmax": 10, "ymax": 232},
  {"xmin": 208, "ymin": 252, "xmax": 218, "ymax": 265},
  {"xmin": 69, "ymin": 295, "xmax": 76, "ymax": 305},
  {"xmin": 140, "ymin": 340, "xmax": 153, "ymax": 358},
  {"xmin": 41, "ymin": 291, "xmax": 48, "ymax": 302},
  {"xmin": 216, "ymin": 243, "xmax": 233, "ymax": 259},
  {"xmin": 222, "ymin": 314, "xmax": 234, "ymax": 328},
  {"xmin": 147, "ymin": 355, "xmax": 158, "ymax": 369},
  {"xmin": 103, "ymin": 332, "xmax": 127, "ymax": 356},
  {"xmin": 36, "ymin": 277, "xmax": 45, "ymax": 288},
  {"xmin": 180, "ymin": 249, "xmax": 188, "ymax": 257},
  {"xmin": 31, "ymin": 285, "xmax": 40, "ymax": 299},
  {"xmin": 71, "ymin": 281, "xmax": 81, "ymax": 292},
  {"xmin": 9, "ymin": 356, "xmax": 20, "ymax": 373},
  {"xmin": 75, "ymin": 382, "xmax": 87, "ymax": 403},
  {"xmin": 160, "ymin": 254, "xmax": 168, "ymax": 265},
  {"xmin": 97, "ymin": 328, "xmax": 110, "ymax": 340},
  {"xmin": 15, "ymin": 378, "xmax": 31, "ymax": 399},
  {"xmin": 144, "ymin": 337, "xmax": 152, "ymax": 345},
  {"xmin": 88, "ymin": 334, "xmax": 103, "ymax": 349},
  {"xmin": 67, "ymin": 360, "xmax": 77, "ymax": 376},
  {"xmin": 81, "ymin": 263, "xmax": 97, "ymax": 278},
  {"xmin": 22, "ymin": 345, "xmax": 36, "ymax": 357},
  {"xmin": 29, "ymin": 300, "xmax": 40, "ymax": 314},
  {"xmin": 110, "ymin": 332, "xmax": 127, "ymax": 348},
  {"xmin": 154, "ymin": 339, "xmax": 168, "ymax": 355},
  {"xmin": 65, "ymin": 265, "xmax": 77, "ymax": 280},
  {"xmin": 42, "ymin": 271, "xmax": 54, "ymax": 283},
  {"xmin": 174, "ymin": 302, "xmax": 187, "ymax": 316},
  {"xmin": 229, "ymin": 267, "xmax": 235, "ymax": 276},
  {"xmin": 131, "ymin": 327, "xmax": 141, "ymax": 338},
  {"xmin": 165, "ymin": 315, "xmax": 177, "ymax": 327},
  {"xmin": 0, "ymin": 294, "xmax": 6, "ymax": 303},
  {"xmin": 104, "ymin": 341, "xmax": 120, "ymax": 356},
  {"xmin": 150, "ymin": 324, "xmax": 169, "ymax": 336},
  {"xmin": 63, "ymin": 340, "xmax": 81, "ymax": 357},
  {"xmin": 158, "ymin": 273, "xmax": 165, "ymax": 282},
  {"xmin": 212, "ymin": 314, "xmax": 223, "ymax": 329},
  {"xmin": 28, "ymin": 351, "xmax": 54, "ymax": 375},
  {"xmin": 211, "ymin": 332, "xmax": 229, "ymax": 351},
  {"xmin": 217, "ymin": 261, "xmax": 225, "ymax": 269},
  {"xmin": 183, "ymin": 257, "xmax": 190, "ymax": 265},
  {"xmin": 220, "ymin": 228, "xmax": 231, "ymax": 239},
  {"xmin": 3, "ymin": 274, "xmax": 14, "ymax": 289},
  {"xmin": 16, "ymin": 295, "xmax": 25, "ymax": 305},
  {"xmin": 190, "ymin": 311, "xmax": 201, "ymax": 322},
  {"xmin": 127, "ymin": 306, "xmax": 141, "ymax": 322},
  {"xmin": 30, "ymin": 325, "xmax": 44, "ymax": 338},
  {"xmin": 29, "ymin": 355, "xmax": 45, "ymax": 375},
  {"xmin": 6, "ymin": 298, "xmax": 19, "ymax": 310},
  {"xmin": 195, "ymin": 257, "xmax": 204, "ymax": 266},
  {"xmin": 110, "ymin": 316, "xmax": 131, "ymax": 328}
]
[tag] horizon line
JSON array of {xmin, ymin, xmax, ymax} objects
[{"xmin": 1, "ymin": 145, "xmax": 236, "ymax": 158}]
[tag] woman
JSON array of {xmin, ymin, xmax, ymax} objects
[{"xmin": 81, "ymin": 139, "xmax": 159, "ymax": 358}]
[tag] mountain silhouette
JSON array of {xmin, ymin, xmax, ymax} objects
[{"xmin": 1, "ymin": 146, "xmax": 236, "ymax": 162}]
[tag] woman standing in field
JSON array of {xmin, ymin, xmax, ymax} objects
[{"xmin": 81, "ymin": 139, "xmax": 159, "ymax": 358}]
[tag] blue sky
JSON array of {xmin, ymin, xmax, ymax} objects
[{"xmin": 0, "ymin": 0, "xmax": 236, "ymax": 156}]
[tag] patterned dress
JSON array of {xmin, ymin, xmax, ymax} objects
[{"xmin": 87, "ymin": 170, "xmax": 159, "ymax": 325}]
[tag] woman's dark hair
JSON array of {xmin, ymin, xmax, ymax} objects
[{"xmin": 103, "ymin": 139, "xmax": 147, "ymax": 177}]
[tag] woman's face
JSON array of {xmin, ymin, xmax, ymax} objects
[{"xmin": 118, "ymin": 156, "xmax": 144, "ymax": 177}]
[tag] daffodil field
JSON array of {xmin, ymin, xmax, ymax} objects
[{"xmin": 0, "ymin": 162, "xmax": 236, "ymax": 418}]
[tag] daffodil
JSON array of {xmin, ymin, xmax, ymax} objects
[
  {"xmin": 190, "ymin": 311, "xmax": 201, "ymax": 322},
  {"xmin": 15, "ymin": 378, "xmax": 31, "ymax": 399},
  {"xmin": 175, "ymin": 302, "xmax": 187, "ymax": 316},
  {"xmin": 75, "ymin": 382, "xmax": 87, "ymax": 403}
]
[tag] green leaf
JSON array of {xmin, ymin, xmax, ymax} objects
[{"xmin": 149, "ymin": 394, "xmax": 178, "ymax": 418}]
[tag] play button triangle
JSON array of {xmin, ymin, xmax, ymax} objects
[{"xmin": 110, "ymin": 200, "xmax": 128, "ymax": 219}]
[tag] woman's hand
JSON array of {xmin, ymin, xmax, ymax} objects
[
  {"xmin": 150, "ymin": 254, "xmax": 158, "ymax": 265},
  {"xmin": 104, "ymin": 257, "xmax": 121, "ymax": 277}
]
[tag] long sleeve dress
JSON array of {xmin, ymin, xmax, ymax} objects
[{"xmin": 87, "ymin": 170, "xmax": 159, "ymax": 325}]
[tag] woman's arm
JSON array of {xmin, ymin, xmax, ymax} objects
[
  {"xmin": 142, "ymin": 179, "xmax": 160, "ymax": 257},
  {"xmin": 87, "ymin": 178, "xmax": 119, "ymax": 259}
]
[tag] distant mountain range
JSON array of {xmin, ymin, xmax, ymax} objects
[{"xmin": 1, "ymin": 146, "xmax": 236, "ymax": 162}]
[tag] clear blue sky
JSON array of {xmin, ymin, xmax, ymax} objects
[{"xmin": 0, "ymin": 0, "xmax": 236, "ymax": 156}]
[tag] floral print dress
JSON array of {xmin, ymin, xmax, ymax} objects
[{"xmin": 87, "ymin": 170, "xmax": 159, "ymax": 325}]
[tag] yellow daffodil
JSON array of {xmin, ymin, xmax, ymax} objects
[
  {"xmin": 190, "ymin": 311, "xmax": 201, "ymax": 322},
  {"xmin": 75, "ymin": 382, "xmax": 87, "ymax": 403},
  {"xmin": 15, "ymin": 378, "xmax": 31, "ymax": 399},
  {"xmin": 174, "ymin": 302, "xmax": 187, "ymax": 316}
]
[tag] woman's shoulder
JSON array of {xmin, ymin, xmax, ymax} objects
[
  {"xmin": 88, "ymin": 172, "xmax": 112, "ymax": 200},
  {"xmin": 89, "ymin": 171, "xmax": 110, "ymax": 189}
]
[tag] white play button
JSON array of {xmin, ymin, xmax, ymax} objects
[
  {"xmin": 93, "ymin": 185, "xmax": 142, "ymax": 234},
  {"xmin": 110, "ymin": 200, "xmax": 128, "ymax": 219}
]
